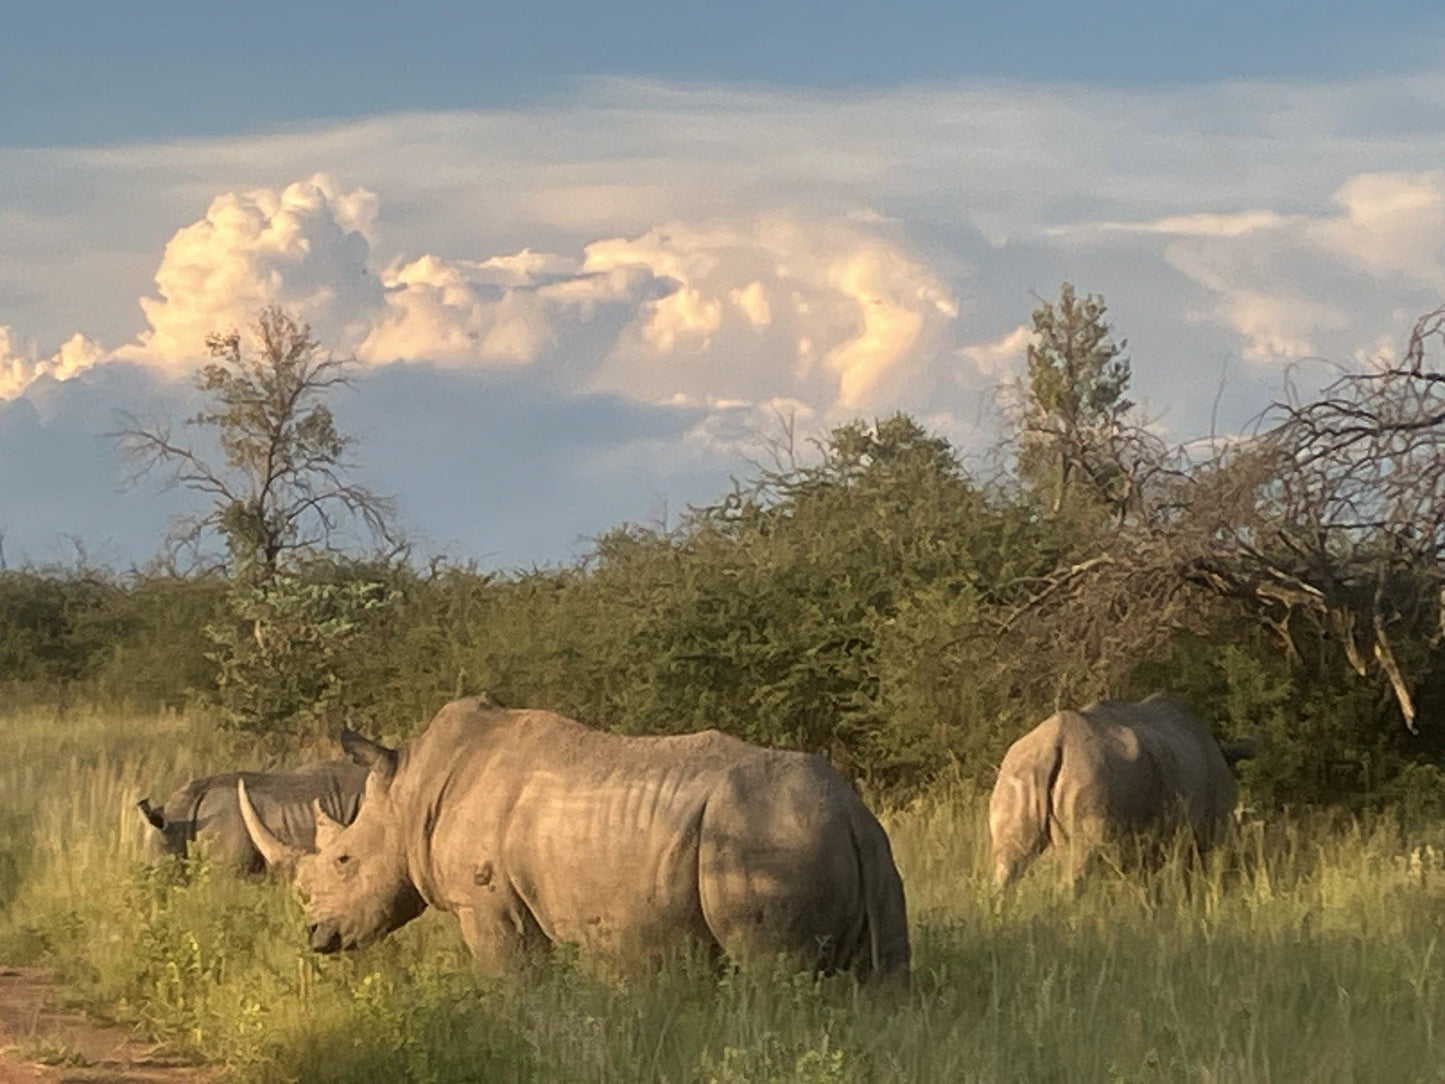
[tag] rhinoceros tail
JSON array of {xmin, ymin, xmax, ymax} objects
[{"xmin": 847, "ymin": 808, "xmax": 911, "ymax": 987}]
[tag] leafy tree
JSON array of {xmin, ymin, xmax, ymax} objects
[
  {"xmin": 566, "ymin": 414, "xmax": 1057, "ymax": 782},
  {"xmin": 82, "ymin": 573, "xmax": 226, "ymax": 710},
  {"xmin": 1019, "ymin": 283, "xmax": 1141, "ymax": 518},
  {"xmin": 205, "ymin": 562, "xmax": 400, "ymax": 741},
  {"xmin": 119, "ymin": 307, "xmax": 401, "ymax": 737}
]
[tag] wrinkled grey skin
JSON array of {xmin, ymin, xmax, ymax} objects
[
  {"xmin": 138, "ymin": 759, "xmax": 368, "ymax": 874},
  {"xmin": 240, "ymin": 696, "xmax": 911, "ymax": 983},
  {"xmin": 989, "ymin": 693, "xmax": 1248, "ymax": 887}
]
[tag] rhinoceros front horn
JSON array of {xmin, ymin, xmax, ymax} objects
[{"xmin": 237, "ymin": 778, "xmax": 308, "ymax": 869}]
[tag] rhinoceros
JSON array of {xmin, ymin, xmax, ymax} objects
[
  {"xmin": 237, "ymin": 696, "xmax": 911, "ymax": 983},
  {"xmin": 989, "ymin": 693, "xmax": 1252, "ymax": 886},
  {"xmin": 138, "ymin": 759, "xmax": 369, "ymax": 874}
]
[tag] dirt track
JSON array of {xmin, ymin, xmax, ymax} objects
[{"xmin": 0, "ymin": 968, "xmax": 215, "ymax": 1083}]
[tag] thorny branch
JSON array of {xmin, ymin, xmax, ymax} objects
[{"xmin": 991, "ymin": 305, "xmax": 1445, "ymax": 730}]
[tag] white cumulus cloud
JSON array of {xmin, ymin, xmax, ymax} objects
[
  {"xmin": 0, "ymin": 327, "xmax": 105, "ymax": 400},
  {"xmin": 959, "ymin": 324, "xmax": 1032, "ymax": 379},
  {"xmin": 362, "ymin": 254, "xmax": 563, "ymax": 366},
  {"xmin": 582, "ymin": 218, "xmax": 958, "ymax": 410},
  {"xmin": 118, "ymin": 174, "xmax": 383, "ymax": 366},
  {"xmin": 2, "ymin": 176, "xmax": 965, "ymax": 425},
  {"xmin": 1311, "ymin": 172, "xmax": 1445, "ymax": 287}
]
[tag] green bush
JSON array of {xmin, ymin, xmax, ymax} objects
[
  {"xmin": 6, "ymin": 411, "xmax": 1445, "ymax": 805},
  {"xmin": 0, "ymin": 569, "xmax": 112, "ymax": 684},
  {"xmin": 205, "ymin": 564, "xmax": 401, "ymax": 742}
]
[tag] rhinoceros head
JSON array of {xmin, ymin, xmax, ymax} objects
[
  {"xmin": 238, "ymin": 728, "xmax": 425, "ymax": 952},
  {"xmin": 137, "ymin": 796, "xmax": 193, "ymax": 861},
  {"xmin": 137, "ymin": 797, "xmax": 175, "ymax": 862}
]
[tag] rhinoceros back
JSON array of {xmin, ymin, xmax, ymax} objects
[{"xmin": 155, "ymin": 759, "xmax": 368, "ymax": 872}]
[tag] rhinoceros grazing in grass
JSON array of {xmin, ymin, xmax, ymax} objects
[
  {"xmin": 989, "ymin": 693, "xmax": 1251, "ymax": 887},
  {"xmin": 237, "ymin": 696, "xmax": 911, "ymax": 983},
  {"xmin": 138, "ymin": 759, "xmax": 369, "ymax": 874}
]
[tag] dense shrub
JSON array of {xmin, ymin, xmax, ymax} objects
[{"xmin": 0, "ymin": 570, "xmax": 113, "ymax": 686}]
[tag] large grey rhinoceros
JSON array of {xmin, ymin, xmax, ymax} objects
[
  {"xmin": 989, "ymin": 693, "xmax": 1252, "ymax": 886},
  {"xmin": 237, "ymin": 695, "xmax": 911, "ymax": 982},
  {"xmin": 138, "ymin": 759, "xmax": 369, "ymax": 874}
]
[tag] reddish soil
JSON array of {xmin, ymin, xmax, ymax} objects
[{"xmin": 0, "ymin": 968, "xmax": 216, "ymax": 1083}]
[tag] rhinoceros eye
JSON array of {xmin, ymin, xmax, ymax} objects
[{"xmin": 334, "ymin": 853, "xmax": 355, "ymax": 877}]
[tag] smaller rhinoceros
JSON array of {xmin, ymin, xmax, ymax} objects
[
  {"xmin": 138, "ymin": 759, "xmax": 369, "ymax": 874},
  {"xmin": 989, "ymin": 693, "xmax": 1254, "ymax": 886}
]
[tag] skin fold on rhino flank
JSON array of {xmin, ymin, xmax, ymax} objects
[
  {"xmin": 988, "ymin": 692, "xmax": 1253, "ymax": 887},
  {"xmin": 237, "ymin": 695, "xmax": 911, "ymax": 983}
]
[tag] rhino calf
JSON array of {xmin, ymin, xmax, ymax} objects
[
  {"xmin": 989, "ymin": 693, "xmax": 1247, "ymax": 887},
  {"xmin": 239, "ymin": 696, "xmax": 911, "ymax": 983},
  {"xmin": 138, "ymin": 759, "xmax": 369, "ymax": 874}
]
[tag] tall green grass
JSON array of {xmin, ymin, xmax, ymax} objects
[{"xmin": 2, "ymin": 705, "xmax": 1443, "ymax": 1082}]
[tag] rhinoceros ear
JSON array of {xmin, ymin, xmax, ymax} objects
[
  {"xmin": 339, "ymin": 727, "xmax": 398, "ymax": 785},
  {"xmin": 137, "ymin": 798, "xmax": 166, "ymax": 831},
  {"xmin": 312, "ymin": 799, "xmax": 345, "ymax": 850}
]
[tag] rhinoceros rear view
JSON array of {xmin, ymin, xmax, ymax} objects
[
  {"xmin": 989, "ymin": 693, "xmax": 1249, "ymax": 886},
  {"xmin": 239, "ymin": 696, "xmax": 911, "ymax": 983}
]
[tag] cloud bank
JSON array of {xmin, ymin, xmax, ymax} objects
[
  {"xmin": 6, "ymin": 74, "xmax": 1445, "ymax": 565},
  {"xmin": 6, "ymin": 174, "xmax": 963, "ymax": 422},
  {"xmin": 1128, "ymin": 171, "xmax": 1445, "ymax": 365}
]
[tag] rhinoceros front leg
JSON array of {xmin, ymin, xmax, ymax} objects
[{"xmin": 455, "ymin": 902, "xmax": 549, "ymax": 974}]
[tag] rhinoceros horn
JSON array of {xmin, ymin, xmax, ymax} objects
[
  {"xmin": 312, "ymin": 798, "xmax": 345, "ymax": 850},
  {"xmin": 237, "ymin": 778, "xmax": 308, "ymax": 869}
]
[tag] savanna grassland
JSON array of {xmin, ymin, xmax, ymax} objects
[{"xmin": 2, "ymin": 701, "xmax": 1443, "ymax": 1084}]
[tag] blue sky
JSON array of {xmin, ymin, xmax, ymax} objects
[
  {"xmin": 6, "ymin": 2, "xmax": 1445, "ymax": 146},
  {"xmin": 3, "ymin": 4, "xmax": 1445, "ymax": 568}
]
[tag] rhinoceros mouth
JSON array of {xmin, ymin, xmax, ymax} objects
[{"xmin": 308, "ymin": 922, "xmax": 344, "ymax": 954}]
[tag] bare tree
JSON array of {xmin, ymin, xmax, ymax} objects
[
  {"xmin": 1183, "ymin": 307, "xmax": 1445, "ymax": 729},
  {"xmin": 995, "ymin": 305, "xmax": 1445, "ymax": 730},
  {"xmin": 118, "ymin": 306, "xmax": 399, "ymax": 577}
]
